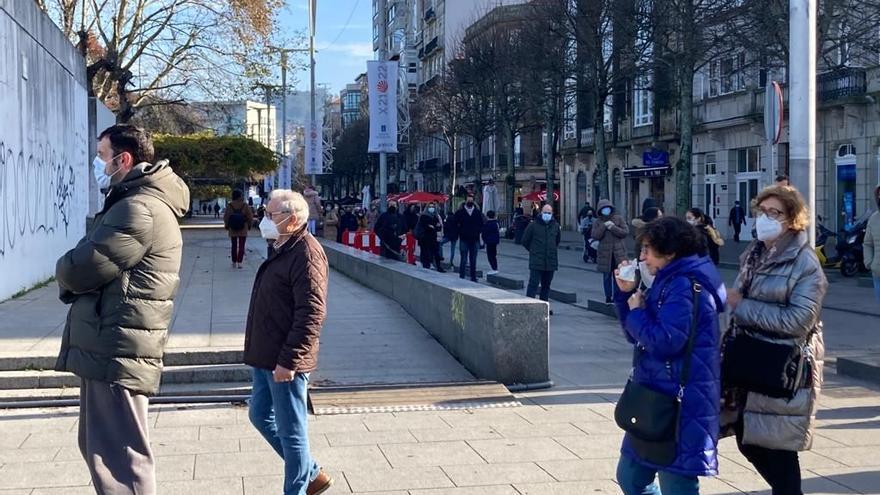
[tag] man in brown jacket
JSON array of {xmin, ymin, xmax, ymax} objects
[{"xmin": 244, "ymin": 189, "xmax": 333, "ymax": 495}]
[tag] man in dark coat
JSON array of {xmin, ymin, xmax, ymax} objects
[
  {"xmin": 404, "ymin": 204, "xmax": 420, "ymax": 232},
  {"xmin": 453, "ymin": 195, "xmax": 484, "ymax": 281},
  {"xmin": 244, "ymin": 189, "xmax": 333, "ymax": 495},
  {"xmin": 522, "ymin": 204, "xmax": 561, "ymax": 305},
  {"xmin": 374, "ymin": 201, "xmax": 407, "ymax": 260},
  {"xmin": 415, "ymin": 201, "xmax": 445, "ymax": 272},
  {"xmin": 55, "ymin": 125, "xmax": 190, "ymax": 493},
  {"xmin": 729, "ymin": 200, "xmax": 747, "ymax": 242},
  {"xmin": 338, "ymin": 206, "xmax": 358, "ymax": 243}
]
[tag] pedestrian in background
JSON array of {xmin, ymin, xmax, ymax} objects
[
  {"xmin": 415, "ymin": 201, "xmax": 445, "ymax": 272},
  {"xmin": 323, "ymin": 204, "xmax": 339, "ymax": 242},
  {"xmin": 374, "ymin": 201, "xmax": 407, "ymax": 260},
  {"xmin": 864, "ymin": 185, "xmax": 880, "ymax": 303},
  {"xmin": 513, "ymin": 207, "xmax": 529, "ymax": 245},
  {"xmin": 444, "ymin": 203, "xmax": 461, "ymax": 268},
  {"xmin": 613, "ymin": 217, "xmax": 725, "ymax": 495},
  {"xmin": 56, "ymin": 125, "xmax": 190, "ymax": 494},
  {"xmin": 213, "ymin": 202, "xmax": 221, "ymax": 218},
  {"xmin": 721, "ymin": 185, "xmax": 827, "ymax": 494},
  {"xmin": 405, "ymin": 204, "xmax": 420, "ymax": 233},
  {"xmin": 245, "ymin": 189, "xmax": 333, "ymax": 495},
  {"xmin": 522, "ymin": 204, "xmax": 560, "ymax": 308},
  {"xmin": 338, "ymin": 206, "xmax": 358, "ymax": 243},
  {"xmin": 482, "ymin": 178, "xmax": 501, "ymax": 213},
  {"xmin": 578, "ymin": 205, "xmax": 596, "ymax": 263},
  {"xmin": 592, "ymin": 199, "xmax": 629, "ymax": 303},
  {"xmin": 303, "ymin": 186, "xmax": 322, "ymax": 235},
  {"xmin": 631, "ymin": 206, "xmax": 663, "ymax": 240},
  {"xmin": 482, "ymin": 210, "xmax": 501, "ymax": 274},
  {"xmin": 687, "ymin": 207, "xmax": 723, "ymax": 265},
  {"xmin": 453, "ymin": 195, "xmax": 484, "ymax": 282},
  {"xmin": 367, "ymin": 202, "xmax": 379, "ymax": 230},
  {"xmin": 729, "ymin": 200, "xmax": 747, "ymax": 242},
  {"xmin": 224, "ymin": 189, "xmax": 254, "ymax": 269}
]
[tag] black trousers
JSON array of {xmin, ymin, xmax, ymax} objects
[
  {"xmin": 733, "ymin": 224, "xmax": 742, "ymax": 242},
  {"xmin": 735, "ymin": 421, "xmax": 802, "ymax": 495},
  {"xmin": 420, "ymin": 241, "xmax": 442, "ymax": 269},
  {"xmin": 526, "ymin": 269, "xmax": 554, "ymax": 301},
  {"xmin": 486, "ymin": 243, "xmax": 498, "ymax": 271},
  {"xmin": 459, "ymin": 240, "xmax": 479, "ymax": 281}
]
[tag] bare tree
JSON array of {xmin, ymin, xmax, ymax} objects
[
  {"xmin": 414, "ymin": 68, "xmax": 469, "ymax": 197},
  {"xmin": 34, "ymin": 0, "xmax": 288, "ymax": 122}
]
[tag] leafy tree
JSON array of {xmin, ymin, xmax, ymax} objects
[{"xmin": 153, "ymin": 133, "xmax": 277, "ymax": 183}]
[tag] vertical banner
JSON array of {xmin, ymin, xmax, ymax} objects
[
  {"xmin": 264, "ymin": 172, "xmax": 273, "ymax": 194},
  {"xmin": 279, "ymin": 157, "xmax": 292, "ymax": 189},
  {"xmin": 304, "ymin": 119, "xmax": 323, "ymax": 175},
  {"xmin": 367, "ymin": 60, "xmax": 399, "ymax": 153}
]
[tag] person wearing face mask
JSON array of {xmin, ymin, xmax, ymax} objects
[
  {"xmin": 247, "ymin": 189, "xmax": 334, "ymax": 495},
  {"xmin": 452, "ymin": 195, "xmax": 484, "ymax": 282},
  {"xmin": 521, "ymin": 205, "xmax": 561, "ymax": 307},
  {"xmin": 415, "ymin": 202, "xmax": 446, "ymax": 272},
  {"xmin": 56, "ymin": 125, "xmax": 190, "ymax": 494},
  {"xmin": 686, "ymin": 208, "xmax": 723, "ymax": 266},
  {"xmin": 338, "ymin": 206, "xmax": 359, "ymax": 243},
  {"xmin": 224, "ymin": 189, "xmax": 255, "ymax": 269},
  {"xmin": 374, "ymin": 201, "xmax": 408, "ymax": 260},
  {"xmin": 612, "ymin": 217, "xmax": 725, "ymax": 495},
  {"xmin": 863, "ymin": 185, "xmax": 880, "ymax": 303},
  {"xmin": 592, "ymin": 199, "xmax": 629, "ymax": 303},
  {"xmin": 721, "ymin": 185, "xmax": 827, "ymax": 495}
]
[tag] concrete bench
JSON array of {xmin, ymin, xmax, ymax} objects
[
  {"xmin": 586, "ymin": 299, "xmax": 618, "ymax": 317},
  {"xmin": 321, "ymin": 240, "xmax": 550, "ymax": 386},
  {"xmin": 486, "ymin": 273, "xmax": 525, "ymax": 290},
  {"xmin": 548, "ymin": 289, "xmax": 577, "ymax": 303}
]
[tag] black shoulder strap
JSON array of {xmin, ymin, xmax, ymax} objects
[{"xmin": 677, "ymin": 278, "xmax": 702, "ymax": 399}]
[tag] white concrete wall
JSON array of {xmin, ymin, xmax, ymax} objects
[{"xmin": 0, "ymin": 0, "xmax": 89, "ymax": 300}]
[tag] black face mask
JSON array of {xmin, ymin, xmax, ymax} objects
[
  {"xmin": 388, "ymin": 206, "xmax": 397, "ymax": 213},
  {"xmin": 466, "ymin": 202, "xmax": 474, "ymax": 208}
]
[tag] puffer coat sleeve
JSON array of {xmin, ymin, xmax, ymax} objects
[{"xmin": 56, "ymin": 199, "xmax": 153, "ymax": 295}]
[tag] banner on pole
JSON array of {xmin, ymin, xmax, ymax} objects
[
  {"xmin": 279, "ymin": 157, "xmax": 292, "ymax": 189},
  {"xmin": 304, "ymin": 119, "xmax": 323, "ymax": 175},
  {"xmin": 263, "ymin": 172, "xmax": 273, "ymax": 194},
  {"xmin": 367, "ymin": 60, "xmax": 399, "ymax": 153}
]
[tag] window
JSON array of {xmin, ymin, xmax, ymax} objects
[
  {"xmin": 708, "ymin": 53, "xmax": 746, "ymax": 96},
  {"xmin": 633, "ymin": 74, "xmax": 653, "ymax": 127},
  {"xmin": 705, "ymin": 153, "xmax": 716, "ymax": 175},
  {"xmin": 563, "ymin": 78, "xmax": 577, "ymax": 140},
  {"xmin": 736, "ymin": 147, "xmax": 760, "ymax": 173}
]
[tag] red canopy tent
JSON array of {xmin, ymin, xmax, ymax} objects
[
  {"xmin": 398, "ymin": 191, "xmax": 449, "ymax": 204},
  {"xmin": 520, "ymin": 190, "xmax": 560, "ymax": 202}
]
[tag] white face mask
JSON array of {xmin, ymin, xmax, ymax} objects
[
  {"xmin": 541, "ymin": 212, "xmax": 552, "ymax": 222},
  {"xmin": 92, "ymin": 154, "xmax": 122, "ymax": 190},
  {"xmin": 755, "ymin": 213, "xmax": 784, "ymax": 242},
  {"xmin": 686, "ymin": 218, "xmax": 697, "ymax": 226},
  {"xmin": 259, "ymin": 216, "xmax": 282, "ymax": 240},
  {"xmin": 638, "ymin": 260, "xmax": 655, "ymax": 289}
]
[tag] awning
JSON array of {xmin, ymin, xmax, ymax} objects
[{"xmin": 623, "ymin": 166, "xmax": 672, "ymax": 178}]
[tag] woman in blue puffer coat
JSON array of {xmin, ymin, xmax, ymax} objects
[{"xmin": 613, "ymin": 216, "xmax": 726, "ymax": 494}]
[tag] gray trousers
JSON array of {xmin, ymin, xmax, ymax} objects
[{"xmin": 78, "ymin": 378, "xmax": 156, "ymax": 495}]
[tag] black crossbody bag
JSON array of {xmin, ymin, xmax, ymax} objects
[{"xmin": 614, "ymin": 280, "xmax": 701, "ymax": 466}]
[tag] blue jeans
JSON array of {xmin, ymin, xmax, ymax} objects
[
  {"xmin": 603, "ymin": 272, "xmax": 615, "ymax": 301},
  {"xmin": 447, "ymin": 238, "xmax": 458, "ymax": 265},
  {"xmin": 616, "ymin": 455, "xmax": 699, "ymax": 495},
  {"xmin": 874, "ymin": 277, "xmax": 880, "ymax": 304},
  {"xmin": 249, "ymin": 368, "xmax": 319, "ymax": 495}
]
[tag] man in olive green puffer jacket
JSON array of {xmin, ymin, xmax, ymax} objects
[{"xmin": 55, "ymin": 125, "xmax": 189, "ymax": 495}]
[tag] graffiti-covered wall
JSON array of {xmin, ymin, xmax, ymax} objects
[{"xmin": 0, "ymin": 0, "xmax": 89, "ymax": 300}]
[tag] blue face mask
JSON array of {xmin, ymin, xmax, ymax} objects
[
  {"xmin": 600, "ymin": 207, "xmax": 612, "ymax": 216},
  {"xmin": 541, "ymin": 212, "xmax": 552, "ymax": 222}
]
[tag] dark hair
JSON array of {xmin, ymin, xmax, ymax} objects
[
  {"xmin": 775, "ymin": 174, "xmax": 789, "ymax": 183},
  {"xmin": 637, "ymin": 217, "xmax": 705, "ymax": 259},
  {"xmin": 642, "ymin": 207, "xmax": 662, "ymax": 222},
  {"xmin": 98, "ymin": 125, "xmax": 154, "ymax": 164},
  {"xmin": 487, "ymin": 210, "xmax": 496, "ymax": 218},
  {"xmin": 232, "ymin": 189, "xmax": 243, "ymax": 201},
  {"xmin": 686, "ymin": 207, "xmax": 706, "ymax": 224}
]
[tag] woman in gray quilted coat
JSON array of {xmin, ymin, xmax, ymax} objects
[{"xmin": 722, "ymin": 185, "xmax": 827, "ymax": 495}]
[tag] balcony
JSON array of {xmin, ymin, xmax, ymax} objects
[
  {"xmin": 424, "ymin": 6, "xmax": 435, "ymax": 22},
  {"xmin": 580, "ymin": 128, "xmax": 594, "ymax": 148},
  {"xmin": 424, "ymin": 36, "xmax": 439, "ymax": 57},
  {"xmin": 818, "ymin": 66, "xmax": 867, "ymax": 103}
]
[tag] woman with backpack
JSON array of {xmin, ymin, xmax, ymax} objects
[{"xmin": 224, "ymin": 189, "xmax": 254, "ymax": 269}]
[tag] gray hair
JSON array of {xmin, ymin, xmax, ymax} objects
[{"xmin": 270, "ymin": 189, "xmax": 309, "ymax": 230}]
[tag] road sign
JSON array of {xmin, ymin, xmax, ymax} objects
[{"xmin": 764, "ymin": 81, "xmax": 784, "ymax": 144}]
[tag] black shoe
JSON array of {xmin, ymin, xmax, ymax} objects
[
  {"xmin": 605, "ymin": 297, "xmax": 612, "ymax": 304},
  {"xmin": 437, "ymin": 268, "xmax": 446, "ymax": 273}
]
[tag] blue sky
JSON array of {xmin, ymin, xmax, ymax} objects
[{"xmin": 280, "ymin": 0, "xmax": 374, "ymax": 94}]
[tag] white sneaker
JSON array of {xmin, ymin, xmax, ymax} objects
[{"xmin": 487, "ymin": 270, "xmax": 498, "ymax": 275}]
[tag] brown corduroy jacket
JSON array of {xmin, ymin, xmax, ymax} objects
[{"xmin": 243, "ymin": 226, "xmax": 328, "ymax": 371}]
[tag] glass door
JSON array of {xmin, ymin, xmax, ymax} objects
[{"xmin": 737, "ymin": 175, "xmax": 760, "ymax": 241}]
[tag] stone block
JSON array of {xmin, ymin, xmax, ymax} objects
[
  {"xmin": 321, "ymin": 240, "xmax": 550, "ymax": 385},
  {"xmin": 837, "ymin": 355, "xmax": 880, "ymax": 385},
  {"xmin": 548, "ymin": 289, "xmax": 577, "ymax": 303},
  {"xmin": 486, "ymin": 273, "xmax": 525, "ymax": 290}
]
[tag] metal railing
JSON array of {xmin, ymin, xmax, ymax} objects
[{"xmin": 818, "ymin": 66, "xmax": 867, "ymax": 102}]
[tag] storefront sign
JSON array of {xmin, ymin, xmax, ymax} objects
[
  {"xmin": 624, "ymin": 165, "xmax": 672, "ymax": 178},
  {"xmin": 642, "ymin": 149, "xmax": 669, "ymax": 167}
]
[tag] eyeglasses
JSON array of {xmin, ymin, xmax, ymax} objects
[
  {"xmin": 757, "ymin": 206, "xmax": 786, "ymax": 221},
  {"xmin": 266, "ymin": 210, "xmax": 289, "ymax": 220}
]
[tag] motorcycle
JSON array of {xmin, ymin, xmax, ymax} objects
[
  {"xmin": 837, "ymin": 213, "xmax": 871, "ymax": 277},
  {"xmin": 815, "ymin": 220, "xmax": 841, "ymax": 268}
]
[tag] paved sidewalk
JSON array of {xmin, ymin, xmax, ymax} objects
[{"xmin": 2, "ymin": 223, "xmax": 880, "ymax": 493}]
